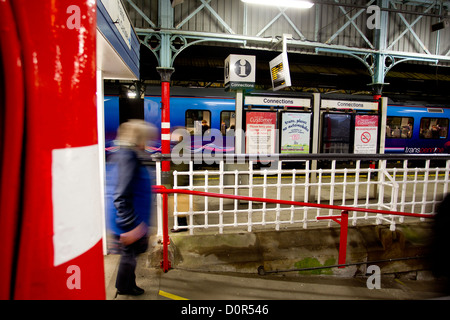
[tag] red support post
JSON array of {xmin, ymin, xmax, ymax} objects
[
  {"xmin": 154, "ymin": 185, "xmax": 170, "ymax": 272},
  {"xmin": 161, "ymin": 81, "xmax": 171, "ymax": 173},
  {"xmin": 338, "ymin": 211, "xmax": 349, "ymax": 268},
  {"xmin": 157, "ymin": 67, "xmax": 174, "ymax": 179},
  {"xmin": 162, "ymin": 188, "xmax": 171, "ymax": 272},
  {"xmin": 317, "ymin": 210, "xmax": 349, "ymax": 268},
  {"xmin": 157, "ymin": 68, "xmax": 174, "ymax": 271}
]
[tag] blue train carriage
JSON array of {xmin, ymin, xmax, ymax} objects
[
  {"xmin": 104, "ymin": 95, "xmax": 236, "ymax": 155},
  {"xmin": 385, "ymin": 105, "xmax": 450, "ymax": 154},
  {"xmin": 165, "ymin": 96, "xmax": 236, "ymax": 153},
  {"xmin": 104, "ymin": 95, "xmax": 162, "ymax": 154},
  {"xmin": 104, "ymin": 96, "xmax": 121, "ymax": 154}
]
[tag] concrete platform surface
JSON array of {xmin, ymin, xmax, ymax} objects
[{"xmin": 104, "ymin": 253, "xmax": 448, "ymax": 300}]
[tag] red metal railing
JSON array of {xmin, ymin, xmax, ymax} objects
[{"xmin": 152, "ymin": 185, "xmax": 435, "ymax": 273}]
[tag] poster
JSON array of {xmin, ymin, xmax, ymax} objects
[
  {"xmin": 281, "ymin": 113, "xmax": 311, "ymax": 154},
  {"xmin": 246, "ymin": 112, "xmax": 277, "ymax": 154},
  {"xmin": 354, "ymin": 115, "xmax": 378, "ymax": 154}
]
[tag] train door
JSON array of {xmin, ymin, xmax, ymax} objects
[
  {"xmin": 221, "ymin": 110, "xmax": 236, "ymax": 152},
  {"xmin": 119, "ymin": 97, "xmax": 144, "ymax": 124}
]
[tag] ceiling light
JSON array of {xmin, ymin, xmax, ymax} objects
[{"xmin": 241, "ymin": 0, "xmax": 314, "ymax": 9}]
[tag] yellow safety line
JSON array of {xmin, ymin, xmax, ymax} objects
[
  {"xmin": 394, "ymin": 278, "xmax": 406, "ymax": 286},
  {"xmin": 158, "ymin": 290, "xmax": 189, "ymax": 300}
]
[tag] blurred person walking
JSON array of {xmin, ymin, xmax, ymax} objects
[{"xmin": 106, "ymin": 120, "xmax": 156, "ymax": 296}]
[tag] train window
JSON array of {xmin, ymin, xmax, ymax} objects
[
  {"xmin": 419, "ymin": 118, "xmax": 449, "ymax": 139},
  {"xmin": 386, "ymin": 116, "xmax": 413, "ymax": 139},
  {"xmin": 185, "ymin": 109, "xmax": 211, "ymax": 135},
  {"xmin": 220, "ymin": 111, "xmax": 236, "ymax": 135}
]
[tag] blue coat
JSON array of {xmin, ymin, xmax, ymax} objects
[{"xmin": 105, "ymin": 148, "xmax": 152, "ymax": 236}]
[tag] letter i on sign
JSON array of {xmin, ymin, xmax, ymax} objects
[{"xmin": 239, "ymin": 60, "xmax": 246, "ymax": 76}]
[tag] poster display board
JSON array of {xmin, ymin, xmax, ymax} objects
[
  {"xmin": 280, "ymin": 112, "xmax": 311, "ymax": 154},
  {"xmin": 245, "ymin": 112, "xmax": 277, "ymax": 154},
  {"xmin": 354, "ymin": 115, "xmax": 379, "ymax": 154},
  {"xmin": 322, "ymin": 113, "xmax": 352, "ymax": 153}
]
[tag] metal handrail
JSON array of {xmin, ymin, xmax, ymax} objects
[
  {"xmin": 152, "ymin": 185, "xmax": 434, "ymax": 273},
  {"xmin": 150, "ymin": 152, "xmax": 450, "ymax": 162},
  {"xmin": 154, "ymin": 187, "xmax": 433, "ymax": 219}
]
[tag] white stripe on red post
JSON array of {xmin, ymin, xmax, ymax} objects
[{"xmin": 52, "ymin": 144, "xmax": 103, "ymax": 267}]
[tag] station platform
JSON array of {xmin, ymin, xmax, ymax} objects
[
  {"xmin": 105, "ymin": 253, "xmax": 447, "ymax": 301},
  {"xmin": 104, "ymin": 221, "xmax": 449, "ymax": 300}
]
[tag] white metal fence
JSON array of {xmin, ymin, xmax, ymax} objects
[{"xmin": 152, "ymin": 154, "xmax": 450, "ymax": 235}]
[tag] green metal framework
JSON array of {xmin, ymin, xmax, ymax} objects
[{"xmin": 127, "ymin": 0, "xmax": 450, "ymax": 94}]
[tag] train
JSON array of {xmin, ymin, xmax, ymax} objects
[
  {"xmin": 386, "ymin": 105, "xmax": 450, "ymax": 154},
  {"xmin": 104, "ymin": 94, "xmax": 450, "ymax": 156},
  {"xmin": 104, "ymin": 95, "xmax": 236, "ymax": 154}
]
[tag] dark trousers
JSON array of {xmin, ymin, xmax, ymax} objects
[{"xmin": 115, "ymin": 235, "xmax": 148, "ymax": 292}]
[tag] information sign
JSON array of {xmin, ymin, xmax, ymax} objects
[
  {"xmin": 321, "ymin": 100, "xmax": 378, "ymax": 111},
  {"xmin": 224, "ymin": 54, "xmax": 256, "ymax": 91},
  {"xmin": 354, "ymin": 115, "xmax": 379, "ymax": 154},
  {"xmin": 100, "ymin": 0, "xmax": 132, "ymax": 49},
  {"xmin": 269, "ymin": 53, "xmax": 291, "ymax": 91},
  {"xmin": 244, "ymin": 96, "xmax": 310, "ymax": 107}
]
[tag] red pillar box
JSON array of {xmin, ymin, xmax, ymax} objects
[
  {"xmin": 0, "ymin": 0, "xmax": 25, "ymax": 300},
  {"xmin": 11, "ymin": 0, "xmax": 105, "ymax": 299}
]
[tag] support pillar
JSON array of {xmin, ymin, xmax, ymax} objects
[
  {"xmin": 235, "ymin": 90, "xmax": 244, "ymax": 154},
  {"xmin": 369, "ymin": 52, "xmax": 389, "ymax": 101},
  {"xmin": 157, "ymin": 67, "xmax": 174, "ymax": 187},
  {"xmin": 371, "ymin": 80, "xmax": 384, "ymax": 102},
  {"xmin": 370, "ymin": 0, "xmax": 389, "ymax": 100},
  {"xmin": 309, "ymin": 93, "xmax": 321, "ymax": 202}
]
